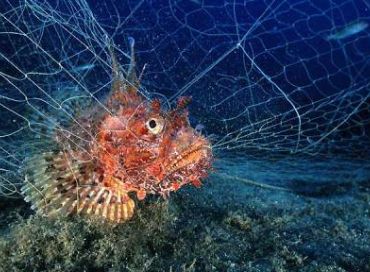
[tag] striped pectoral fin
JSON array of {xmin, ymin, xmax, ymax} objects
[
  {"xmin": 76, "ymin": 186, "xmax": 135, "ymax": 223},
  {"xmin": 22, "ymin": 152, "xmax": 135, "ymax": 223},
  {"xmin": 22, "ymin": 152, "xmax": 86, "ymax": 216}
]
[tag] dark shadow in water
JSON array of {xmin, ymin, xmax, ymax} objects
[{"xmin": 287, "ymin": 180, "xmax": 357, "ymax": 197}]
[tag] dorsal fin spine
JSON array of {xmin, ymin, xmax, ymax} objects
[{"xmin": 127, "ymin": 36, "xmax": 139, "ymax": 87}]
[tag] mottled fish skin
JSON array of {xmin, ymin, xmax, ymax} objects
[{"xmin": 22, "ymin": 39, "xmax": 213, "ymax": 223}]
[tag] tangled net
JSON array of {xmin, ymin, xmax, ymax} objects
[{"xmin": 0, "ymin": 0, "xmax": 369, "ymax": 197}]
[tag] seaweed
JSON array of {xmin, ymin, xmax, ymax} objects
[
  {"xmin": 0, "ymin": 175, "xmax": 369, "ymax": 271},
  {"xmin": 0, "ymin": 199, "xmax": 174, "ymax": 272}
]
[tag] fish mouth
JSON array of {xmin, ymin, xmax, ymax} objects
[{"xmin": 165, "ymin": 138, "xmax": 212, "ymax": 176}]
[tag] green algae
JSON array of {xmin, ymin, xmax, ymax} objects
[
  {"xmin": 0, "ymin": 200, "xmax": 175, "ymax": 272},
  {"xmin": 0, "ymin": 173, "xmax": 369, "ymax": 271}
]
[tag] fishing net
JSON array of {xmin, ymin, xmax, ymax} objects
[{"xmin": 0, "ymin": 0, "xmax": 369, "ymax": 197}]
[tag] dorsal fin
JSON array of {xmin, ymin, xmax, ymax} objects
[
  {"xmin": 109, "ymin": 44, "xmax": 125, "ymax": 95},
  {"xmin": 107, "ymin": 39, "xmax": 142, "ymax": 109},
  {"xmin": 109, "ymin": 37, "xmax": 139, "ymax": 90},
  {"xmin": 126, "ymin": 36, "xmax": 138, "ymax": 87},
  {"xmin": 110, "ymin": 44, "xmax": 120, "ymax": 82}
]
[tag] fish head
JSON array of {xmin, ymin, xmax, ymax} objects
[{"xmin": 96, "ymin": 92, "xmax": 213, "ymax": 199}]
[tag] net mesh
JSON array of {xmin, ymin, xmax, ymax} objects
[{"xmin": 0, "ymin": 0, "xmax": 369, "ymax": 196}]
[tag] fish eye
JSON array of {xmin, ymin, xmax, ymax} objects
[
  {"xmin": 149, "ymin": 119, "xmax": 156, "ymax": 129},
  {"xmin": 146, "ymin": 118, "xmax": 163, "ymax": 135}
]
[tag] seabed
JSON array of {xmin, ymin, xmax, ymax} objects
[{"xmin": 0, "ymin": 155, "xmax": 369, "ymax": 271}]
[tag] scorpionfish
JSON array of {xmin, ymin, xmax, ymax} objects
[{"xmin": 22, "ymin": 39, "xmax": 213, "ymax": 223}]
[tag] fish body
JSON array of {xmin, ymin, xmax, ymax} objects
[
  {"xmin": 326, "ymin": 21, "xmax": 368, "ymax": 40},
  {"xmin": 22, "ymin": 41, "xmax": 213, "ymax": 223}
]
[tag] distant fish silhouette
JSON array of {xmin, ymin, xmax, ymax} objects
[
  {"xmin": 326, "ymin": 21, "xmax": 368, "ymax": 41},
  {"xmin": 71, "ymin": 64, "xmax": 95, "ymax": 73}
]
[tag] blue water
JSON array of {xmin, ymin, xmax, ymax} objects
[{"xmin": 0, "ymin": 0, "xmax": 369, "ymax": 271}]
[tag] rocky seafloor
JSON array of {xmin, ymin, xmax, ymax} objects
[{"xmin": 0, "ymin": 155, "xmax": 369, "ymax": 272}]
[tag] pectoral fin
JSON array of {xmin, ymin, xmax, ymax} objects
[{"xmin": 22, "ymin": 152, "xmax": 135, "ymax": 223}]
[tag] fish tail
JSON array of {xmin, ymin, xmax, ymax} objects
[
  {"xmin": 28, "ymin": 108, "xmax": 61, "ymax": 141},
  {"xmin": 28, "ymin": 94, "xmax": 92, "ymax": 142}
]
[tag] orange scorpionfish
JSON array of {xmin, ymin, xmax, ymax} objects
[{"xmin": 22, "ymin": 39, "xmax": 213, "ymax": 223}]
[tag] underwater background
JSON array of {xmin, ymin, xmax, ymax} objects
[{"xmin": 0, "ymin": 0, "xmax": 369, "ymax": 271}]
